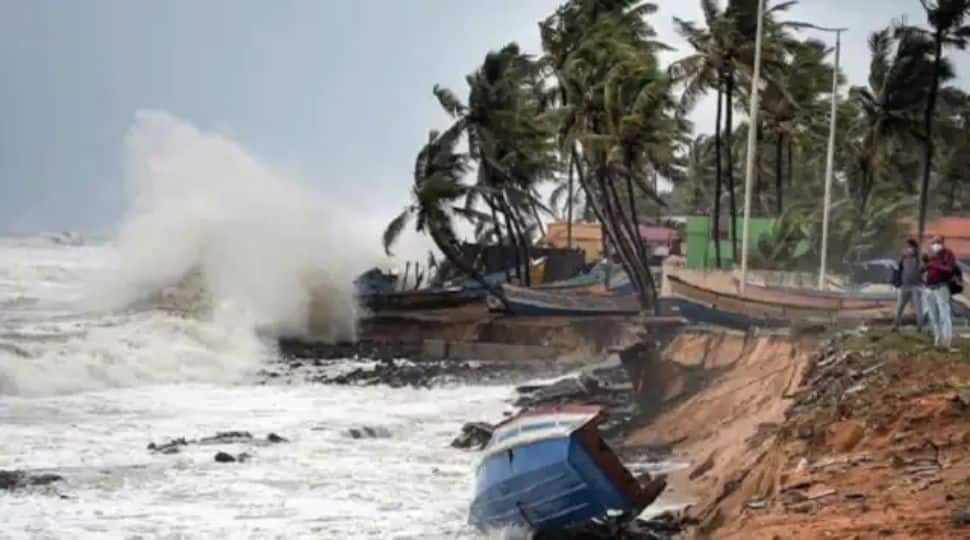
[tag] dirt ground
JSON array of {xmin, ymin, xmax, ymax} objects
[{"xmin": 629, "ymin": 329, "xmax": 970, "ymax": 539}]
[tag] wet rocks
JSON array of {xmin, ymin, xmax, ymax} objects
[
  {"xmin": 213, "ymin": 451, "xmax": 252, "ymax": 463},
  {"xmin": 450, "ymin": 422, "xmax": 494, "ymax": 450},
  {"xmin": 148, "ymin": 431, "xmax": 289, "ymax": 454},
  {"xmin": 277, "ymin": 338, "xmax": 422, "ymax": 363},
  {"xmin": 271, "ymin": 338, "xmax": 552, "ymax": 388},
  {"xmin": 213, "ymin": 451, "xmax": 236, "ymax": 463},
  {"xmin": 147, "ymin": 438, "xmax": 188, "ymax": 454},
  {"xmin": 198, "ymin": 431, "xmax": 253, "ymax": 445},
  {"xmin": 532, "ymin": 510, "xmax": 689, "ymax": 539},
  {"xmin": 346, "ymin": 426, "xmax": 391, "ymax": 439},
  {"xmin": 0, "ymin": 470, "xmax": 63, "ymax": 491}
]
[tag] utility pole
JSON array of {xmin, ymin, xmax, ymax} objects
[
  {"xmin": 739, "ymin": 0, "xmax": 766, "ymax": 294},
  {"xmin": 802, "ymin": 25, "xmax": 848, "ymax": 290}
]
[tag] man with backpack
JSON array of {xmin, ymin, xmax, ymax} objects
[
  {"xmin": 923, "ymin": 236, "xmax": 959, "ymax": 348},
  {"xmin": 891, "ymin": 238, "xmax": 924, "ymax": 332}
]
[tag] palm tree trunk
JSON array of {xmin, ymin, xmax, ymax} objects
[
  {"xmin": 713, "ymin": 83, "xmax": 724, "ymax": 269},
  {"xmin": 600, "ymin": 170, "xmax": 649, "ymax": 308},
  {"xmin": 775, "ymin": 132, "xmax": 784, "ymax": 215},
  {"xmin": 624, "ymin": 167, "xmax": 658, "ymax": 313},
  {"xmin": 787, "ymin": 138, "xmax": 794, "ymax": 189},
  {"xmin": 725, "ymin": 69, "xmax": 739, "ymax": 263},
  {"xmin": 916, "ymin": 33, "xmax": 943, "ymax": 244},
  {"xmin": 566, "ymin": 154, "xmax": 575, "ymax": 248},
  {"xmin": 948, "ymin": 169, "xmax": 958, "ymax": 214},
  {"xmin": 486, "ymin": 197, "xmax": 511, "ymax": 281},
  {"xmin": 572, "ymin": 145, "xmax": 622, "ymax": 265},
  {"xmin": 529, "ymin": 199, "xmax": 546, "ymax": 239},
  {"xmin": 501, "ymin": 206, "xmax": 523, "ymax": 284},
  {"xmin": 507, "ymin": 197, "xmax": 533, "ymax": 287}
]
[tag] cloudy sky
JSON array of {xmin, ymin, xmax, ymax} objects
[{"xmin": 0, "ymin": 0, "xmax": 964, "ymax": 236}]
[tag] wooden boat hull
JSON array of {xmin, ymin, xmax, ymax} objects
[
  {"xmin": 669, "ymin": 275, "xmax": 892, "ymax": 325},
  {"xmin": 357, "ymin": 288, "xmax": 481, "ymax": 311},
  {"xmin": 740, "ymin": 280, "xmax": 895, "ymax": 310},
  {"xmin": 662, "ymin": 297, "xmax": 766, "ymax": 330},
  {"xmin": 499, "ymin": 283, "xmax": 641, "ymax": 316},
  {"xmin": 469, "ymin": 406, "xmax": 653, "ymax": 532}
]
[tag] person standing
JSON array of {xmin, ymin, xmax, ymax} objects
[
  {"xmin": 891, "ymin": 238, "xmax": 924, "ymax": 332},
  {"xmin": 923, "ymin": 236, "xmax": 956, "ymax": 348}
]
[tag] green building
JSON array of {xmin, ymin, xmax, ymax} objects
[{"xmin": 684, "ymin": 216, "xmax": 778, "ymax": 269}]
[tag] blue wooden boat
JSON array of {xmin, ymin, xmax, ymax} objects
[
  {"xmin": 662, "ymin": 297, "xmax": 767, "ymax": 330},
  {"xmin": 468, "ymin": 405, "xmax": 661, "ymax": 533}
]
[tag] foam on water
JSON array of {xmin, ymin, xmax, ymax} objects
[{"xmin": 0, "ymin": 382, "xmax": 512, "ymax": 539}]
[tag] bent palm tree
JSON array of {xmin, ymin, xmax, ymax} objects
[{"xmin": 383, "ymin": 127, "xmax": 504, "ymax": 303}]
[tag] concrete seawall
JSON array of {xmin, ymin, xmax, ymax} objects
[{"xmin": 357, "ymin": 305, "xmax": 684, "ymax": 364}]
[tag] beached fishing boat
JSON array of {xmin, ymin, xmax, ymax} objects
[
  {"xmin": 669, "ymin": 275, "xmax": 893, "ymax": 325},
  {"xmin": 662, "ymin": 297, "xmax": 766, "ymax": 330},
  {"xmin": 495, "ymin": 283, "xmax": 642, "ymax": 316},
  {"xmin": 468, "ymin": 405, "xmax": 661, "ymax": 533},
  {"xmin": 739, "ymin": 280, "xmax": 895, "ymax": 310},
  {"xmin": 357, "ymin": 287, "xmax": 480, "ymax": 311}
]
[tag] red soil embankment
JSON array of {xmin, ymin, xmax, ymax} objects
[{"xmin": 625, "ymin": 330, "xmax": 970, "ymax": 539}]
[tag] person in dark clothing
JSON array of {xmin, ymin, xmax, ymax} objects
[
  {"xmin": 891, "ymin": 238, "xmax": 924, "ymax": 331},
  {"xmin": 923, "ymin": 236, "xmax": 956, "ymax": 347}
]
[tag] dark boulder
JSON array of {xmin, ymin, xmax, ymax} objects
[
  {"xmin": 266, "ymin": 433, "xmax": 288, "ymax": 443},
  {"xmin": 214, "ymin": 451, "xmax": 237, "ymax": 463},
  {"xmin": 451, "ymin": 422, "xmax": 494, "ymax": 450}
]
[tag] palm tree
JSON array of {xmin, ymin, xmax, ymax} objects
[
  {"xmin": 669, "ymin": 135, "xmax": 716, "ymax": 215},
  {"xmin": 902, "ymin": 0, "xmax": 970, "ymax": 242},
  {"xmin": 539, "ymin": 0, "xmax": 674, "ymax": 311},
  {"xmin": 935, "ymin": 87, "xmax": 970, "ymax": 212},
  {"xmin": 848, "ymin": 27, "xmax": 939, "ymax": 214},
  {"xmin": 382, "ymin": 127, "xmax": 502, "ymax": 301},
  {"xmin": 434, "ymin": 43, "xmax": 556, "ymax": 285},
  {"xmin": 672, "ymin": 0, "xmax": 797, "ymax": 263}
]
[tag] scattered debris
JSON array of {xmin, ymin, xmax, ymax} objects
[{"xmin": 746, "ymin": 498, "xmax": 769, "ymax": 510}]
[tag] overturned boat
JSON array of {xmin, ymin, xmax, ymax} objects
[{"xmin": 468, "ymin": 405, "xmax": 664, "ymax": 534}]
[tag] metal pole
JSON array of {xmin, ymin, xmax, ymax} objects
[
  {"xmin": 818, "ymin": 30, "xmax": 843, "ymax": 291},
  {"xmin": 738, "ymin": 0, "xmax": 766, "ymax": 294}
]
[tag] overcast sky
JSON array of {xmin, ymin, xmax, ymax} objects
[{"xmin": 0, "ymin": 0, "xmax": 965, "ymax": 235}]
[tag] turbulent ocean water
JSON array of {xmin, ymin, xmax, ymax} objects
[{"xmin": 0, "ymin": 236, "xmax": 517, "ymax": 539}]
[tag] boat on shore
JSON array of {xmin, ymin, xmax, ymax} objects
[
  {"xmin": 493, "ymin": 283, "xmax": 642, "ymax": 316},
  {"xmin": 468, "ymin": 405, "xmax": 664, "ymax": 534},
  {"xmin": 738, "ymin": 280, "xmax": 895, "ymax": 310},
  {"xmin": 669, "ymin": 275, "xmax": 893, "ymax": 325},
  {"xmin": 357, "ymin": 287, "xmax": 481, "ymax": 311}
]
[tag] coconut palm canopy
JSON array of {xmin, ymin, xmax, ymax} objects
[{"xmin": 385, "ymin": 0, "xmax": 970, "ymax": 310}]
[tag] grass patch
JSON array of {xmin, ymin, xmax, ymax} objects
[{"xmin": 840, "ymin": 328, "xmax": 970, "ymax": 363}]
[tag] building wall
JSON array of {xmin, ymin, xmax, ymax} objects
[
  {"xmin": 546, "ymin": 222, "xmax": 604, "ymax": 263},
  {"xmin": 685, "ymin": 216, "xmax": 777, "ymax": 269}
]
